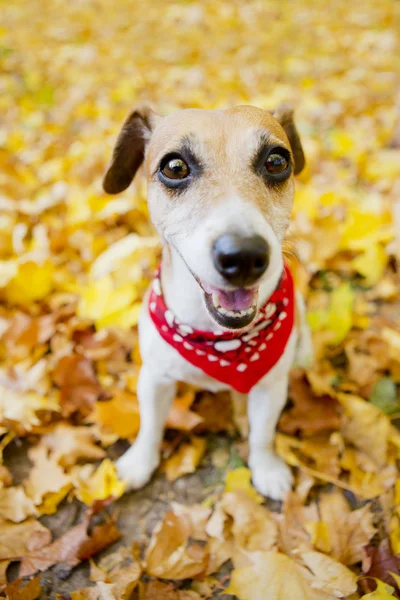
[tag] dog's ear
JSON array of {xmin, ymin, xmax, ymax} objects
[
  {"xmin": 271, "ymin": 103, "xmax": 305, "ymax": 175},
  {"xmin": 103, "ymin": 105, "xmax": 158, "ymax": 194}
]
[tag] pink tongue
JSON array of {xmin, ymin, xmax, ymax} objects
[{"xmin": 218, "ymin": 288, "xmax": 256, "ymax": 310}]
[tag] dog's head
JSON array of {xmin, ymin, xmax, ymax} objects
[{"xmin": 103, "ymin": 105, "xmax": 304, "ymax": 330}]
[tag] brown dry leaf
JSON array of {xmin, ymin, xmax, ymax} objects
[
  {"xmin": 0, "ymin": 560, "xmax": 10, "ymax": 590},
  {"xmin": 19, "ymin": 515, "xmax": 89, "ymax": 577},
  {"xmin": 39, "ymin": 423, "xmax": 105, "ymax": 467},
  {"xmin": 19, "ymin": 510, "xmax": 120, "ymax": 578},
  {"xmin": 362, "ymin": 541, "xmax": 400, "ymax": 594},
  {"xmin": 279, "ymin": 370, "xmax": 341, "ymax": 436},
  {"xmin": 53, "ymin": 354, "xmax": 102, "ymax": 416},
  {"xmin": 0, "ymin": 486, "xmax": 36, "ymax": 523},
  {"xmin": 300, "ymin": 551, "xmax": 358, "ymax": 597},
  {"xmin": 4, "ymin": 576, "xmax": 42, "ymax": 600},
  {"xmin": 3, "ymin": 312, "xmax": 56, "ymax": 361},
  {"xmin": 171, "ymin": 503, "xmax": 211, "ymax": 541},
  {"xmin": 0, "ymin": 518, "xmax": 51, "ymax": 561},
  {"xmin": 192, "ymin": 391, "xmax": 234, "ymax": 433},
  {"xmin": 225, "ymin": 551, "xmax": 335, "ymax": 600},
  {"xmin": 138, "ymin": 581, "xmax": 202, "ymax": 600},
  {"xmin": 275, "ymin": 491, "xmax": 317, "ymax": 557},
  {"xmin": 94, "ymin": 390, "xmax": 140, "ymax": 439},
  {"xmin": 24, "ymin": 445, "xmax": 71, "ymax": 505},
  {"xmin": 0, "ymin": 465, "xmax": 13, "ymax": 488},
  {"xmin": 318, "ymin": 489, "xmax": 376, "ymax": 566},
  {"xmin": 164, "ymin": 437, "xmax": 207, "ymax": 482},
  {"xmin": 338, "ymin": 393, "xmax": 393, "ymax": 468},
  {"xmin": 77, "ymin": 520, "xmax": 122, "ymax": 561},
  {"xmin": 166, "ymin": 390, "xmax": 204, "ymax": 432},
  {"xmin": 206, "ymin": 491, "xmax": 278, "ymax": 571},
  {"xmin": 345, "ymin": 341, "xmax": 381, "ymax": 389},
  {"xmin": 145, "ymin": 509, "xmax": 208, "ymax": 580}
]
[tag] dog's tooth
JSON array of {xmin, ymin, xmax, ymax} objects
[
  {"xmin": 219, "ymin": 307, "xmax": 227, "ymax": 315},
  {"xmin": 212, "ymin": 293, "xmax": 220, "ymax": 307},
  {"xmin": 226, "ymin": 310, "xmax": 235, "ymax": 317}
]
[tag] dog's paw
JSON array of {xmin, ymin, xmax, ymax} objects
[
  {"xmin": 249, "ymin": 451, "xmax": 293, "ymax": 501},
  {"xmin": 116, "ymin": 445, "xmax": 159, "ymax": 491}
]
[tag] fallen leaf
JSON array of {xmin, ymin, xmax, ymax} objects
[
  {"xmin": 225, "ymin": 551, "xmax": 334, "ymax": 600},
  {"xmin": 77, "ymin": 520, "xmax": 122, "ymax": 561},
  {"xmin": 363, "ymin": 542, "xmax": 400, "ymax": 594},
  {"xmin": 94, "ymin": 390, "xmax": 140, "ymax": 439},
  {"xmin": 318, "ymin": 489, "xmax": 376, "ymax": 566},
  {"xmin": 4, "ymin": 576, "xmax": 42, "ymax": 600},
  {"xmin": 0, "ymin": 486, "xmax": 36, "ymax": 522},
  {"xmin": 369, "ymin": 378, "xmax": 400, "ymax": 415},
  {"xmin": 360, "ymin": 580, "xmax": 397, "ymax": 599},
  {"xmin": 300, "ymin": 551, "xmax": 358, "ymax": 597},
  {"xmin": 224, "ymin": 467, "xmax": 263, "ymax": 504},
  {"xmin": 145, "ymin": 509, "xmax": 208, "ymax": 580},
  {"xmin": 166, "ymin": 390, "xmax": 204, "ymax": 432},
  {"xmin": 338, "ymin": 393, "xmax": 392, "ymax": 468},
  {"xmin": 164, "ymin": 437, "xmax": 207, "ymax": 482},
  {"xmin": 279, "ymin": 370, "xmax": 340, "ymax": 435},
  {"xmin": 53, "ymin": 354, "xmax": 102, "ymax": 416},
  {"xmin": 24, "ymin": 445, "xmax": 71, "ymax": 505},
  {"xmin": 0, "ymin": 518, "xmax": 51, "ymax": 561},
  {"xmin": 39, "ymin": 422, "xmax": 106, "ymax": 467},
  {"xmin": 75, "ymin": 459, "xmax": 126, "ymax": 505}
]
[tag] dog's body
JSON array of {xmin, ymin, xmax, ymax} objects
[{"xmin": 103, "ymin": 105, "xmax": 313, "ymax": 500}]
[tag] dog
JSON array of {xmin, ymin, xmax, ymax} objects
[{"xmin": 103, "ymin": 104, "xmax": 313, "ymax": 500}]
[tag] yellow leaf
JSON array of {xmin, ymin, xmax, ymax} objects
[
  {"xmin": 300, "ymin": 551, "xmax": 358, "ymax": 597},
  {"xmin": 326, "ymin": 283, "xmax": 354, "ymax": 343},
  {"xmin": 76, "ymin": 459, "xmax": 126, "ymax": 505},
  {"xmin": 38, "ymin": 484, "xmax": 73, "ymax": 516},
  {"xmin": 77, "ymin": 275, "xmax": 139, "ymax": 329},
  {"xmin": 225, "ymin": 551, "xmax": 332, "ymax": 600},
  {"xmin": 353, "ymin": 244, "xmax": 388, "ymax": 285},
  {"xmin": 360, "ymin": 579, "xmax": 396, "ymax": 599},
  {"xmin": 94, "ymin": 391, "xmax": 140, "ymax": 439},
  {"xmin": 5, "ymin": 261, "xmax": 54, "ymax": 305},
  {"xmin": 164, "ymin": 437, "xmax": 207, "ymax": 482},
  {"xmin": 304, "ymin": 522, "xmax": 331, "ymax": 554},
  {"xmin": 224, "ymin": 467, "xmax": 263, "ymax": 505}
]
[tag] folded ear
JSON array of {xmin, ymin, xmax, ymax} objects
[
  {"xmin": 271, "ymin": 103, "xmax": 305, "ymax": 175},
  {"xmin": 103, "ymin": 105, "xmax": 158, "ymax": 194}
]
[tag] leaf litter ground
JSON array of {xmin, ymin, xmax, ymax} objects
[{"xmin": 0, "ymin": 0, "xmax": 400, "ymax": 598}]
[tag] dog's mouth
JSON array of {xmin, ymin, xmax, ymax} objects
[{"xmin": 201, "ymin": 283, "xmax": 258, "ymax": 330}]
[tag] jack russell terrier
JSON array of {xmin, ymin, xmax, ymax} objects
[{"xmin": 103, "ymin": 104, "xmax": 313, "ymax": 500}]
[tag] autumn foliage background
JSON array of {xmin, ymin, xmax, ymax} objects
[{"xmin": 0, "ymin": 0, "xmax": 400, "ymax": 598}]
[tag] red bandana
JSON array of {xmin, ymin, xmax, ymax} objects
[{"xmin": 149, "ymin": 265, "xmax": 295, "ymax": 393}]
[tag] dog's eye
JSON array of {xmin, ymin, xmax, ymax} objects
[
  {"xmin": 161, "ymin": 158, "xmax": 189, "ymax": 180},
  {"xmin": 265, "ymin": 153, "xmax": 289, "ymax": 175}
]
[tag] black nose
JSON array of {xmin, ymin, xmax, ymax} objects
[{"xmin": 212, "ymin": 234, "xmax": 270, "ymax": 286}]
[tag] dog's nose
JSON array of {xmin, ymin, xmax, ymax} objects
[{"xmin": 212, "ymin": 234, "xmax": 270, "ymax": 286}]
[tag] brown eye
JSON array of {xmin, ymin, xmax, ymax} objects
[
  {"xmin": 265, "ymin": 153, "xmax": 289, "ymax": 174},
  {"xmin": 161, "ymin": 158, "xmax": 189, "ymax": 180}
]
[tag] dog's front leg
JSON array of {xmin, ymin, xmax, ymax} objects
[
  {"xmin": 247, "ymin": 376, "xmax": 293, "ymax": 501},
  {"xmin": 116, "ymin": 365, "xmax": 176, "ymax": 490}
]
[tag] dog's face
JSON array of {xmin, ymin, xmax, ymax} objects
[{"xmin": 104, "ymin": 105, "xmax": 304, "ymax": 330}]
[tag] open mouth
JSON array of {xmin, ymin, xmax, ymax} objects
[{"xmin": 202, "ymin": 284, "xmax": 258, "ymax": 330}]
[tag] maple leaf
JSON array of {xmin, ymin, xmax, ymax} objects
[
  {"xmin": 0, "ymin": 486, "xmax": 36, "ymax": 522},
  {"xmin": 23, "ymin": 445, "xmax": 71, "ymax": 505},
  {"xmin": 166, "ymin": 390, "xmax": 204, "ymax": 432},
  {"xmin": 53, "ymin": 354, "xmax": 102, "ymax": 417},
  {"xmin": 206, "ymin": 491, "xmax": 278, "ymax": 571},
  {"xmin": 145, "ymin": 508, "xmax": 208, "ymax": 580},
  {"xmin": 39, "ymin": 422, "xmax": 106, "ymax": 467},
  {"xmin": 363, "ymin": 541, "xmax": 400, "ymax": 595},
  {"xmin": 19, "ymin": 511, "xmax": 121, "ymax": 577},
  {"xmin": 317, "ymin": 489, "xmax": 376, "ymax": 566},
  {"xmin": 224, "ymin": 467, "xmax": 263, "ymax": 504}
]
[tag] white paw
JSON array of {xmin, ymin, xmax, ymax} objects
[
  {"xmin": 249, "ymin": 451, "xmax": 293, "ymax": 501},
  {"xmin": 116, "ymin": 444, "xmax": 160, "ymax": 490}
]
